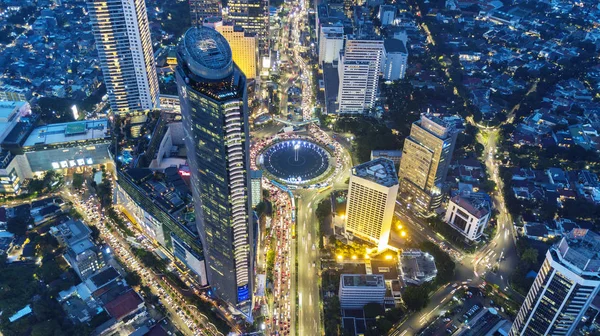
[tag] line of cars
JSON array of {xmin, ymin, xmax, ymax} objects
[{"xmin": 69, "ymin": 193, "xmax": 221, "ymax": 336}]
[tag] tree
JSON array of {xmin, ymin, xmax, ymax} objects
[
  {"xmin": 403, "ymin": 285, "xmax": 430, "ymax": 311},
  {"xmin": 72, "ymin": 173, "xmax": 84, "ymax": 189},
  {"xmin": 363, "ymin": 302, "xmax": 385, "ymax": 318},
  {"xmin": 125, "ymin": 272, "xmax": 142, "ymax": 287},
  {"xmin": 316, "ymin": 199, "xmax": 332, "ymax": 221},
  {"xmin": 521, "ymin": 248, "xmax": 538, "ymax": 267},
  {"xmin": 7, "ymin": 217, "xmax": 27, "ymax": 236}
]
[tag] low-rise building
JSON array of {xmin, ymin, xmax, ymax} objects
[
  {"xmin": 399, "ymin": 249, "xmax": 437, "ymax": 285},
  {"xmin": 444, "ymin": 192, "xmax": 491, "ymax": 241},
  {"xmin": 339, "ymin": 274, "xmax": 386, "ymax": 309}
]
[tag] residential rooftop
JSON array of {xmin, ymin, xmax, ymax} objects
[
  {"xmin": 352, "ymin": 158, "xmax": 398, "ymax": 187},
  {"xmin": 341, "ymin": 274, "xmax": 385, "ymax": 288},
  {"xmin": 23, "ymin": 119, "xmax": 110, "ymax": 147}
]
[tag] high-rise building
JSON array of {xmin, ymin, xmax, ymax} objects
[
  {"xmin": 87, "ymin": 0, "xmax": 160, "ymax": 114},
  {"xmin": 318, "ymin": 24, "xmax": 344, "ymax": 65},
  {"xmin": 216, "ymin": 24, "xmax": 258, "ymax": 79},
  {"xmin": 510, "ymin": 229, "xmax": 600, "ymax": 336},
  {"xmin": 345, "ymin": 158, "xmax": 398, "ymax": 251},
  {"xmin": 228, "ymin": 0, "xmax": 269, "ymax": 56},
  {"xmin": 176, "ymin": 27, "xmax": 253, "ymax": 316},
  {"xmin": 383, "ymin": 38, "xmax": 408, "ymax": 81},
  {"xmin": 398, "ymin": 115, "xmax": 458, "ymax": 215},
  {"xmin": 189, "ymin": 0, "xmax": 222, "ymax": 26},
  {"xmin": 337, "ymin": 35, "xmax": 384, "ymax": 114}
]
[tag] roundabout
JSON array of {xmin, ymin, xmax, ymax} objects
[{"xmin": 256, "ymin": 139, "xmax": 332, "ymax": 185}]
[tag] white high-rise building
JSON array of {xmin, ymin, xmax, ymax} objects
[
  {"xmin": 337, "ymin": 36, "xmax": 384, "ymax": 114},
  {"xmin": 87, "ymin": 0, "xmax": 160, "ymax": 114},
  {"xmin": 345, "ymin": 158, "xmax": 398, "ymax": 251},
  {"xmin": 383, "ymin": 38, "xmax": 408, "ymax": 81},
  {"xmin": 339, "ymin": 274, "xmax": 386, "ymax": 309},
  {"xmin": 510, "ymin": 229, "xmax": 600, "ymax": 336},
  {"xmin": 319, "ymin": 25, "xmax": 344, "ymax": 65}
]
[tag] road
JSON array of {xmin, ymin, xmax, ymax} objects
[{"xmin": 63, "ymin": 190, "xmax": 224, "ymax": 336}]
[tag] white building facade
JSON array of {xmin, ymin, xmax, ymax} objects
[
  {"xmin": 87, "ymin": 0, "xmax": 160, "ymax": 114},
  {"xmin": 444, "ymin": 193, "xmax": 490, "ymax": 241},
  {"xmin": 319, "ymin": 25, "xmax": 344, "ymax": 65},
  {"xmin": 339, "ymin": 274, "xmax": 386, "ymax": 309},
  {"xmin": 337, "ymin": 37, "xmax": 384, "ymax": 114},
  {"xmin": 383, "ymin": 38, "xmax": 408, "ymax": 81},
  {"xmin": 510, "ymin": 229, "xmax": 600, "ymax": 336},
  {"xmin": 345, "ymin": 158, "xmax": 398, "ymax": 250}
]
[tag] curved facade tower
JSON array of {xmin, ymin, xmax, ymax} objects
[
  {"xmin": 87, "ymin": 0, "xmax": 160, "ymax": 114},
  {"xmin": 175, "ymin": 27, "xmax": 253, "ymax": 316}
]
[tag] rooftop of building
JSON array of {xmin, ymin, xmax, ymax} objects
[
  {"xmin": 557, "ymin": 229, "xmax": 600, "ymax": 272},
  {"xmin": 180, "ymin": 27, "xmax": 233, "ymax": 80},
  {"xmin": 416, "ymin": 114, "xmax": 454, "ymax": 139},
  {"xmin": 0, "ymin": 101, "xmax": 25, "ymax": 122},
  {"xmin": 50, "ymin": 219, "xmax": 91, "ymax": 246},
  {"xmin": 399, "ymin": 249, "xmax": 437, "ymax": 283},
  {"xmin": 384, "ymin": 38, "xmax": 407, "ymax": 54},
  {"xmin": 450, "ymin": 192, "xmax": 490, "ymax": 219},
  {"xmin": 103, "ymin": 290, "xmax": 143, "ymax": 321},
  {"xmin": 352, "ymin": 158, "xmax": 398, "ymax": 187},
  {"xmin": 341, "ymin": 274, "xmax": 385, "ymax": 288},
  {"xmin": 22, "ymin": 119, "xmax": 110, "ymax": 147},
  {"xmin": 371, "ymin": 150, "xmax": 403, "ymax": 157}
]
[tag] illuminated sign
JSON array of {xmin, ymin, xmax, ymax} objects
[
  {"xmin": 77, "ymin": 159, "xmax": 85, "ymax": 166},
  {"xmin": 69, "ymin": 160, "xmax": 77, "ymax": 167},
  {"xmin": 60, "ymin": 161, "xmax": 68, "ymax": 168},
  {"xmin": 86, "ymin": 158, "xmax": 93, "ymax": 165},
  {"xmin": 51, "ymin": 162, "xmax": 60, "ymax": 169},
  {"xmin": 237, "ymin": 284, "xmax": 250, "ymax": 302}
]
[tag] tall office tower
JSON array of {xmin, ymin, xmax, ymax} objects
[
  {"xmin": 87, "ymin": 0, "xmax": 160, "ymax": 114},
  {"xmin": 216, "ymin": 24, "xmax": 258, "ymax": 79},
  {"xmin": 345, "ymin": 158, "xmax": 398, "ymax": 251},
  {"xmin": 398, "ymin": 115, "xmax": 458, "ymax": 215},
  {"xmin": 337, "ymin": 35, "xmax": 384, "ymax": 114},
  {"xmin": 228, "ymin": 0, "xmax": 269, "ymax": 56},
  {"xmin": 383, "ymin": 38, "xmax": 408, "ymax": 81},
  {"xmin": 189, "ymin": 0, "xmax": 222, "ymax": 26},
  {"xmin": 175, "ymin": 27, "xmax": 253, "ymax": 316},
  {"xmin": 510, "ymin": 229, "xmax": 600, "ymax": 336},
  {"xmin": 318, "ymin": 24, "xmax": 344, "ymax": 65}
]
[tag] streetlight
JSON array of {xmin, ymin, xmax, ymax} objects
[
  {"xmin": 397, "ymin": 224, "xmax": 403, "ymax": 230},
  {"xmin": 400, "ymin": 231, "xmax": 407, "ymax": 238}
]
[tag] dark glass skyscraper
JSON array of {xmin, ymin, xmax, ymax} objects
[{"xmin": 175, "ymin": 27, "xmax": 253, "ymax": 316}]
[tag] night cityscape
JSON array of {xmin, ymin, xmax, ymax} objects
[{"xmin": 1, "ymin": 0, "xmax": 600, "ymax": 335}]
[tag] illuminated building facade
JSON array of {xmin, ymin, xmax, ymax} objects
[
  {"xmin": 227, "ymin": 0, "xmax": 269, "ymax": 56},
  {"xmin": 189, "ymin": 0, "xmax": 222, "ymax": 26},
  {"xmin": 216, "ymin": 25, "xmax": 257, "ymax": 79},
  {"xmin": 345, "ymin": 158, "xmax": 398, "ymax": 251},
  {"xmin": 510, "ymin": 229, "xmax": 600, "ymax": 336},
  {"xmin": 176, "ymin": 27, "xmax": 253, "ymax": 316},
  {"xmin": 87, "ymin": 0, "xmax": 160, "ymax": 114},
  {"xmin": 337, "ymin": 36, "xmax": 384, "ymax": 114},
  {"xmin": 398, "ymin": 115, "xmax": 458, "ymax": 215}
]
